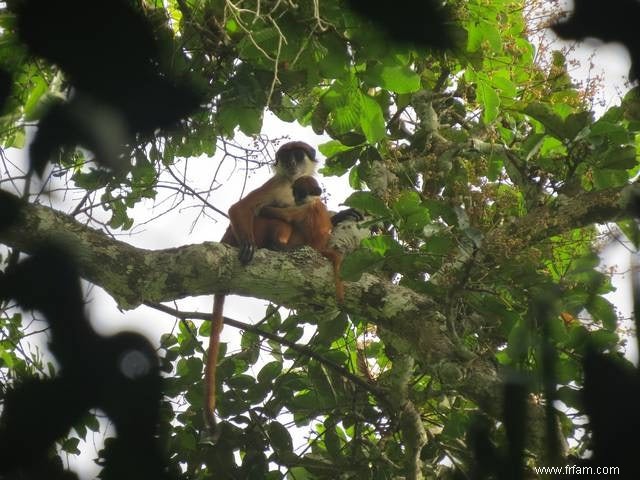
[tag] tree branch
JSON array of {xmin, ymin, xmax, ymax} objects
[{"xmin": 485, "ymin": 184, "xmax": 636, "ymax": 256}]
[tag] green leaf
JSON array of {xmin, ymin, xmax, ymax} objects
[
  {"xmin": 269, "ymin": 421, "xmax": 294, "ymax": 454},
  {"xmin": 366, "ymin": 63, "xmax": 421, "ymax": 94},
  {"xmin": 311, "ymin": 101, "xmax": 330, "ymax": 134},
  {"xmin": 257, "ymin": 361, "xmax": 283, "ymax": 384},
  {"xmin": 321, "ymin": 148, "xmax": 361, "ymax": 176},
  {"xmin": 617, "ymin": 219, "xmax": 640, "ymax": 248},
  {"xmin": 73, "ymin": 169, "xmax": 111, "ymax": 191},
  {"xmin": 317, "ymin": 33, "xmax": 349, "ymax": 79},
  {"xmin": 547, "ymin": 316, "xmax": 569, "ymax": 344},
  {"xmin": 317, "ymin": 311, "xmax": 348, "ymax": 344},
  {"xmin": 241, "ymin": 330, "xmax": 259, "ymax": 350},
  {"xmin": 392, "ymin": 191, "xmax": 431, "ymax": 232},
  {"xmin": 86, "ymin": 414, "xmax": 100, "ymax": 432},
  {"xmin": 492, "ymin": 74, "xmax": 516, "ymax": 98},
  {"xmin": 392, "ymin": 191, "xmax": 422, "ymax": 216},
  {"xmin": 506, "ymin": 321, "xmax": 529, "ymax": 363},
  {"xmin": 362, "ymin": 235, "xmax": 398, "ymax": 256},
  {"xmin": 587, "ymin": 296, "xmax": 618, "ymax": 330},
  {"xmin": 324, "ymin": 422, "xmax": 344, "ymax": 459},
  {"xmin": 330, "ymin": 105, "xmax": 359, "ymax": 134},
  {"xmin": 23, "ymin": 75, "xmax": 48, "ymax": 120},
  {"xmin": 539, "ymin": 136, "xmax": 565, "ymax": 157},
  {"xmin": 477, "ymin": 80, "xmax": 500, "ymax": 124},
  {"xmin": 358, "ymin": 93, "xmax": 386, "ymax": 143},
  {"xmin": 318, "ymin": 139, "xmax": 354, "ymax": 158},
  {"xmin": 237, "ymin": 27, "xmax": 280, "ymax": 63},
  {"xmin": 598, "ymin": 145, "xmax": 636, "ymax": 170},
  {"xmin": 472, "ymin": 294, "xmax": 520, "ymax": 334},
  {"xmin": 73, "ymin": 421, "xmax": 87, "ymax": 441},
  {"xmin": 567, "ymin": 324, "xmax": 589, "ymax": 350},
  {"xmin": 61, "ymin": 438, "xmax": 80, "ymax": 455},
  {"xmin": 421, "ymin": 233, "xmax": 455, "ymax": 262},
  {"xmin": 521, "ymin": 133, "xmax": 545, "ymax": 161},
  {"xmin": 237, "ymin": 107, "xmax": 264, "ymax": 136},
  {"xmin": 557, "ymin": 385, "xmax": 583, "ymax": 410},
  {"xmin": 589, "ymin": 329, "xmax": 619, "ymax": 351},
  {"xmin": 4, "ymin": 128, "xmax": 25, "ymax": 149},
  {"xmin": 343, "ymin": 191, "xmax": 390, "ymax": 217},
  {"xmin": 284, "ymin": 326, "xmax": 304, "ymax": 343},
  {"xmin": 227, "ymin": 374, "xmax": 256, "ymax": 389},
  {"xmin": 466, "ymin": 22, "xmax": 482, "ymax": 52},
  {"xmin": 589, "ymin": 120, "xmax": 629, "ymax": 144},
  {"xmin": 287, "ymin": 467, "xmax": 312, "ymax": 479},
  {"xmin": 487, "ymin": 151, "xmax": 504, "ymax": 181},
  {"xmin": 524, "ymin": 102, "xmax": 565, "ymax": 138},
  {"xmin": 563, "ymin": 111, "xmax": 592, "ymax": 139},
  {"xmin": 175, "ymin": 429, "xmax": 197, "ymax": 452},
  {"xmin": 555, "ymin": 356, "xmax": 580, "ymax": 384},
  {"xmin": 108, "ymin": 199, "xmax": 133, "ymax": 230},
  {"xmin": 341, "ymin": 248, "xmax": 384, "ymax": 282},
  {"xmin": 591, "ymin": 168, "xmax": 628, "ymax": 189}
]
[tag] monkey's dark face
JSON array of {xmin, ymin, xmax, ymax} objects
[
  {"xmin": 293, "ymin": 176, "xmax": 322, "ymax": 204},
  {"xmin": 275, "ymin": 141, "xmax": 317, "ymax": 179}
]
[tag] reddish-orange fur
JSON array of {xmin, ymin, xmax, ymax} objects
[
  {"xmin": 260, "ymin": 177, "xmax": 344, "ymax": 302},
  {"xmin": 227, "ymin": 141, "xmax": 316, "ymax": 263}
]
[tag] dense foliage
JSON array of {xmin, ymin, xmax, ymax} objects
[{"xmin": 1, "ymin": 0, "xmax": 639, "ymax": 478}]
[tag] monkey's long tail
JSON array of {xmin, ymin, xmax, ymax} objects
[
  {"xmin": 334, "ymin": 252, "xmax": 344, "ymax": 303},
  {"xmin": 203, "ymin": 294, "xmax": 225, "ymax": 435},
  {"xmin": 322, "ymin": 249, "xmax": 344, "ymax": 303}
]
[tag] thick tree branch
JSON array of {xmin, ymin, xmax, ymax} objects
[
  {"xmin": 485, "ymin": 184, "xmax": 636, "ymax": 256},
  {"xmin": 431, "ymin": 183, "xmax": 637, "ymax": 287}
]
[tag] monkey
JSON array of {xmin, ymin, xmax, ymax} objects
[
  {"xmin": 203, "ymin": 141, "xmax": 318, "ymax": 438},
  {"xmin": 203, "ymin": 175, "xmax": 347, "ymax": 439},
  {"xmin": 228, "ymin": 141, "xmax": 318, "ymax": 265},
  {"xmin": 219, "ymin": 176, "xmax": 342, "ymax": 290}
]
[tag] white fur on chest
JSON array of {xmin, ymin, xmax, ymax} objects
[{"xmin": 264, "ymin": 179, "xmax": 296, "ymax": 208}]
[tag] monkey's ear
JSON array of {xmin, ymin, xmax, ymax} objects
[
  {"xmin": 308, "ymin": 181, "xmax": 322, "ymax": 196},
  {"xmin": 306, "ymin": 144, "xmax": 316, "ymax": 161}
]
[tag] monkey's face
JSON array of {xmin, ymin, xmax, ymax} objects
[
  {"xmin": 274, "ymin": 141, "xmax": 317, "ymax": 179},
  {"xmin": 293, "ymin": 176, "xmax": 322, "ymax": 204}
]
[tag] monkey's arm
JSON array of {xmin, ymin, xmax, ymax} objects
[
  {"xmin": 331, "ymin": 208, "xmax": 363, "ymax": 226},
  {"xmin": 260, "ymin": 204, "xmax": 310, "ymax": 223},
  {"xmin": 228, "ymin": 178, "xmax": 279, "ymax": 264}
]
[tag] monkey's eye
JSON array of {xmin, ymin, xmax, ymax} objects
[
  {"xmin": 276, "ymin": 152, "xmax": 290, "ymax": 165},
  {"xmin": 292, "ymin": 149, "xmax": 306, "ymax": 163}
]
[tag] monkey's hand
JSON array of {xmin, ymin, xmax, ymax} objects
[
  {"xmin": 238, "ymin": 240, "xmax": 256, "ymax": 264},
  {"xmin": 331, "ymin": 208, "xmax": 364, "ymax": 226}
]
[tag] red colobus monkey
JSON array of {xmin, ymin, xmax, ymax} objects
[
  {"xmin": 204, "ymin": 142, "xmax": 320, "ymax": 436},
  {"xmin": 227, "ymin": 141, "xmax": 317, "ymax": 264}
]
